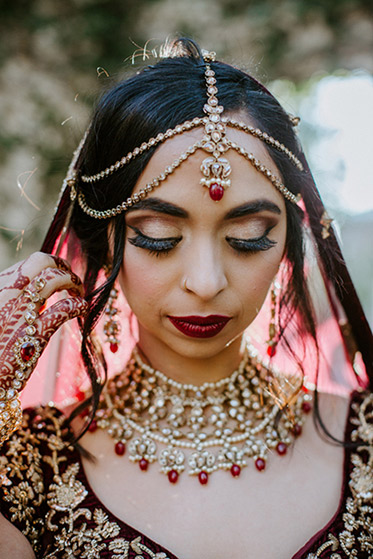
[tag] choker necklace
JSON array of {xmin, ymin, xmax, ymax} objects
[{"xmin": 89, "ymin": 346, "xmax": 312, "ymax": 485}]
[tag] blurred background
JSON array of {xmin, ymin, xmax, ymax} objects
[{"xmin": 0, "ymin": 0, "xmax": 372, "ymax": 324}]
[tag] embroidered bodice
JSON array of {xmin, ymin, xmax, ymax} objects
[{"xmin": 0, "ymin": 392, "xmax": 372, "ymax": 558}]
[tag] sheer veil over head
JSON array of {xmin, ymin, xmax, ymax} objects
[{"xmin": 20, "ymin": 38, "xmax": 372, "ymax": 414}]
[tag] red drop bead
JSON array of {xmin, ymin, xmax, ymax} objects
[
  {"xmin": 267, "ymin": 344, "xmax": 276, "ymax": 357},
  {"xmin": 302, "ymin": 401, "xmax": 312, "ymax": 413},
  {"xmin": 209, "ymin": 183, "xmax": 224, "ymax": 201},
  {"xmin": 276, "ymin": 442, "xmax": 287, "ymax": 456},
  {"xmin": 168, "ymin": 470, "xmax": 179, "ymax": 484},
  {"xmin": 292, "ymin": 423, "xmax": 302, "ymax": 437},
  {"xmin": 198, "ymin": 471, "xmax": 208, "ymax": 485},
  {"xmin": 255, "ymin": 458, "xmax": 266, "ymax": 471},
  {"xmin": 230, "ymin": 464, "xmax": 241, "ymax": 477},
  {"xmin": 20, "ymin": 341, "xmax": 36, "ymax": 362},
  {"xmin": 88, "ymin": 419, "xmax": 97, "ymax": 432},
  {"xmin": 115, "ymin": 441, "xmax": 125, "ymax": 456},
  {"xmin": 110, "ymin": 342, "xmax": 119, "ymax": 353},
  {"xmin": 139, "ymin": 458, "xmax": 149, "ymax": 471}
]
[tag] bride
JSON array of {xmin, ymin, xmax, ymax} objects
[{"xmin": 0, "ymin": 38, "xmax": 371, "ymax": 559}]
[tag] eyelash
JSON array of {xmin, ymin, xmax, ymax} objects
[
  {"xmin": 225, "ymin": 231, "xmax": 277, "ymax": 253},
  {"xmin": 128, "ymin": 227, "xmax": 277, "ymax": 256},
  {"xmin": 128, "ymin": 227, "xmax": 181, "ymax": 257}
]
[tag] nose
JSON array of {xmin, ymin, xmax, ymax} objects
[{"xmin": 182, "ymin": 240, "xmax": 228, "ymax": 300}]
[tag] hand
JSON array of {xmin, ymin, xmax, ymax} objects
[{"xmin": 0, "ymin": 252, "xmax": 88, "ymax": 399}]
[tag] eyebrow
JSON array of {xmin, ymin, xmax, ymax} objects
[
  {"xmin": 126, "ymin": 198, "xmax": 189, "ymax": 218},
  {"xmin": 224, "ymin": 200, "xmax": 282, "ymax": 220},
  {"xmin": 125, "ymin": 197, "xmax": 281, "ymax": 219}
]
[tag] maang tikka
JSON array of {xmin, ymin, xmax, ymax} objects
[
  {"xmin": 199, "ymin": 52, "xmax": 231, "ymax": 201},
  {"xmin": 65, "ymin": 52, "xmax": 302, "ymax": 220}
]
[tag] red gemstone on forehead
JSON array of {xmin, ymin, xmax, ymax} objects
[
  {"xmin": 110, "ymin": 343, "xmax": 119, "ymax": 353},
  {"xmin": 20, "ymin": 341, "xmax": 36, "ymax": 362},
  {"xmin": 231, "ymin": 464, "xmax": 241, "ymax": 477},
  {"xmin": 209, "ymin": 183, "xmax": 224, "ymax": 201},
  {"xmin": 276, "ymin": 442, "xmax": 287, "ymax": 455},
  {"xmin": 139, "ymin": 458, "xmax": 149, "ymax": 471},
  {"xmin": 198, "ymin": 471, "xmax": 208, "ymax": 485},
  {"xmin": 115, "ymin": 442, "xmax": 125, "ymax": 456},
  {"xmin": 255, "ymin": 458, "xmax": 266, "ymax": 471},
  {"xmin": 168, "ymin": 470, "xmax": 179, "ymax": 484}
]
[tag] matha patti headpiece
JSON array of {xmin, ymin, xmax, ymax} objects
[{"xmin": 68, "ymin": 52, "xmax": 302, "ymax": 219}]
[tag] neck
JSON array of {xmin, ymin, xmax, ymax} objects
[{"xmin": 136, "ymin": 333, "xmax": 244, "ymax": 387}]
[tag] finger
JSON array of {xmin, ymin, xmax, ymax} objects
[
  {"xmin": 0, "ymin": 297, "xmax": 87, "ymax": 394},
  {"xmin": 48, "ymin": 255, "xmax": 74, "ymax": 273},
  {"xmin": 36, "ymin": 296, "xmax": 88, "ymax": 342},
  {"xmin": 20, "ymin": 253, "xmax": 82, "ymax": 292},
  {"xmin": 17, "ymin": 252, "xmax": 61, "ymax": 283},
  {"xmin": 0, "ymin": 252, "xmax": 80, "ymax": 297},
  {"xmin": 27, "ymin": 266, "xmax": 84, "ymax": 300}
]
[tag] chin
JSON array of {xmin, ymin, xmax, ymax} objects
[{"xmin": 162, "ymin": 331, "xmax": 244, "ymax": 361}]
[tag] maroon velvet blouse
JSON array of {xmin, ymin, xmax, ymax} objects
[{"xmin": 0, "ymin": 391, "xmax": 371, "ymax": 558}]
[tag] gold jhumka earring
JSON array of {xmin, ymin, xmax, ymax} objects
[
  {"xmin": 103, "ymin": 266, "xmax": 121, "ymax": 353},
  {"xmin": 104, "ymin": 286, "xmax": 120, "ymax": 353},
  {"xmin": 267, "ymin": 281, "xmax": 279, "ymax": 357}
]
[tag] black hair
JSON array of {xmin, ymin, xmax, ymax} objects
[{"xmin": 42, "ymin": 37, "xmax": 372, "ymax": 441}]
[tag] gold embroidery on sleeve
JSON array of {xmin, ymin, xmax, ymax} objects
[
  {"xmin": 307, "ymin": 393, "xmax": 373, "ymax": 558},
  {"xmin": 1, "ymin": 406, "xmax": 173, "ymax": 558},
  {"xmin": 0, "ymin": 411, "xmax": 46, "ymax": 552}
]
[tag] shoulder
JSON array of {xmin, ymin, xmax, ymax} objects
[
  {"xmin": 348, "ymin": 390, "xmax": 373, "ymax": 445},
  {"xmin": 0, "ymin": 405, "xmax": 74, "ymax": 555},
  {"xmin": 0, "ymin": 404, "xmax": 72, "ymax": 464},
  {"xmin": 338, "ymin": 391, "xmax": 372, "ymax": 558},
  {"xmin": 345, "ymin": 390, "xmax": 373, "ymax": 512},
  {"xmin": 304, "ymin": 390, "xmax": 372, "ymax": 558},
  {"xmin": 314, "ymin": 389, "xmax": 372, "ymax": 441}
]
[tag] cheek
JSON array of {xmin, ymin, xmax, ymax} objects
[
  {"xmin": 118, "ymin": 247, "xmax": 171, "ymax": 311},
  {"xmin": 234, "ymin": 248, "xmax": 284, "ymax": 317}
]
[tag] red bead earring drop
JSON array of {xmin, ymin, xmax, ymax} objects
[{"xmin": 103, "ymin": 270, "xmax": 121, "ymax": 353}]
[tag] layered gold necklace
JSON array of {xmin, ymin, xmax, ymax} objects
[{"xmin": 89, "ymin": 346, "xmax": 312, "ymax": 485}]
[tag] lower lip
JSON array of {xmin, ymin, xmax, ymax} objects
[{"xmin": 167, "ymin": 316, "xmax": 231, "ymax": 338}]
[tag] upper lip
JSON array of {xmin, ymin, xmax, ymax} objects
[{"xmin": 167, "ymin": 315, "xmax": 231, "ymax": 325}]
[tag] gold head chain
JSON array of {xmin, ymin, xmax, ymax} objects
[{"xmin": 66, "ymin": 52, "xmax": 302, "ymax": 220}]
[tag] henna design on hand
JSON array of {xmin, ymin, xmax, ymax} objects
[
  {"xmin": 0, "ymin": 260, "xmax": 30, "ymax": 292},
  {"xmin": 0, "ymin": 253, "xmax": 87, "ymax": 396}
]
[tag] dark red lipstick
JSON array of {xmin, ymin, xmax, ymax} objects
[{"xmin": 167, "ymin": 315, "xmax": 231, "ymax": 338}]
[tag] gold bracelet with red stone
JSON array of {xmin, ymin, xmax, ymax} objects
[
  {"xmin": 12, "ymin": 278, "xmax": 46, "ymax": 393},
  {"xmin": 0, "ymin": 278, "xmax": 46, "ymax": 445}
]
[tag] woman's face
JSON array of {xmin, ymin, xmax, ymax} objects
[{"xmin": 118, "ymin": 123, "xmax": 287, "ymax": 368}]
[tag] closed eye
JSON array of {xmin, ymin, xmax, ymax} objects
[
  {"xmin": 226, "ymin": 227, "xmax": 277, "ymax": 253},
  {"xmin": 127, "ymin": 226, "xmax": 181, "ymax": 256}
]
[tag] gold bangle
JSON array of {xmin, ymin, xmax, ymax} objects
[{"xmin": 0, "ymin": 395, "xmax": 22, "ymax": 446}]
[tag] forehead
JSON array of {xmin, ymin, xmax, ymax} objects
[{"xmin": 131, "ymin": 124, "xmax": 286, "ymax": 216}]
